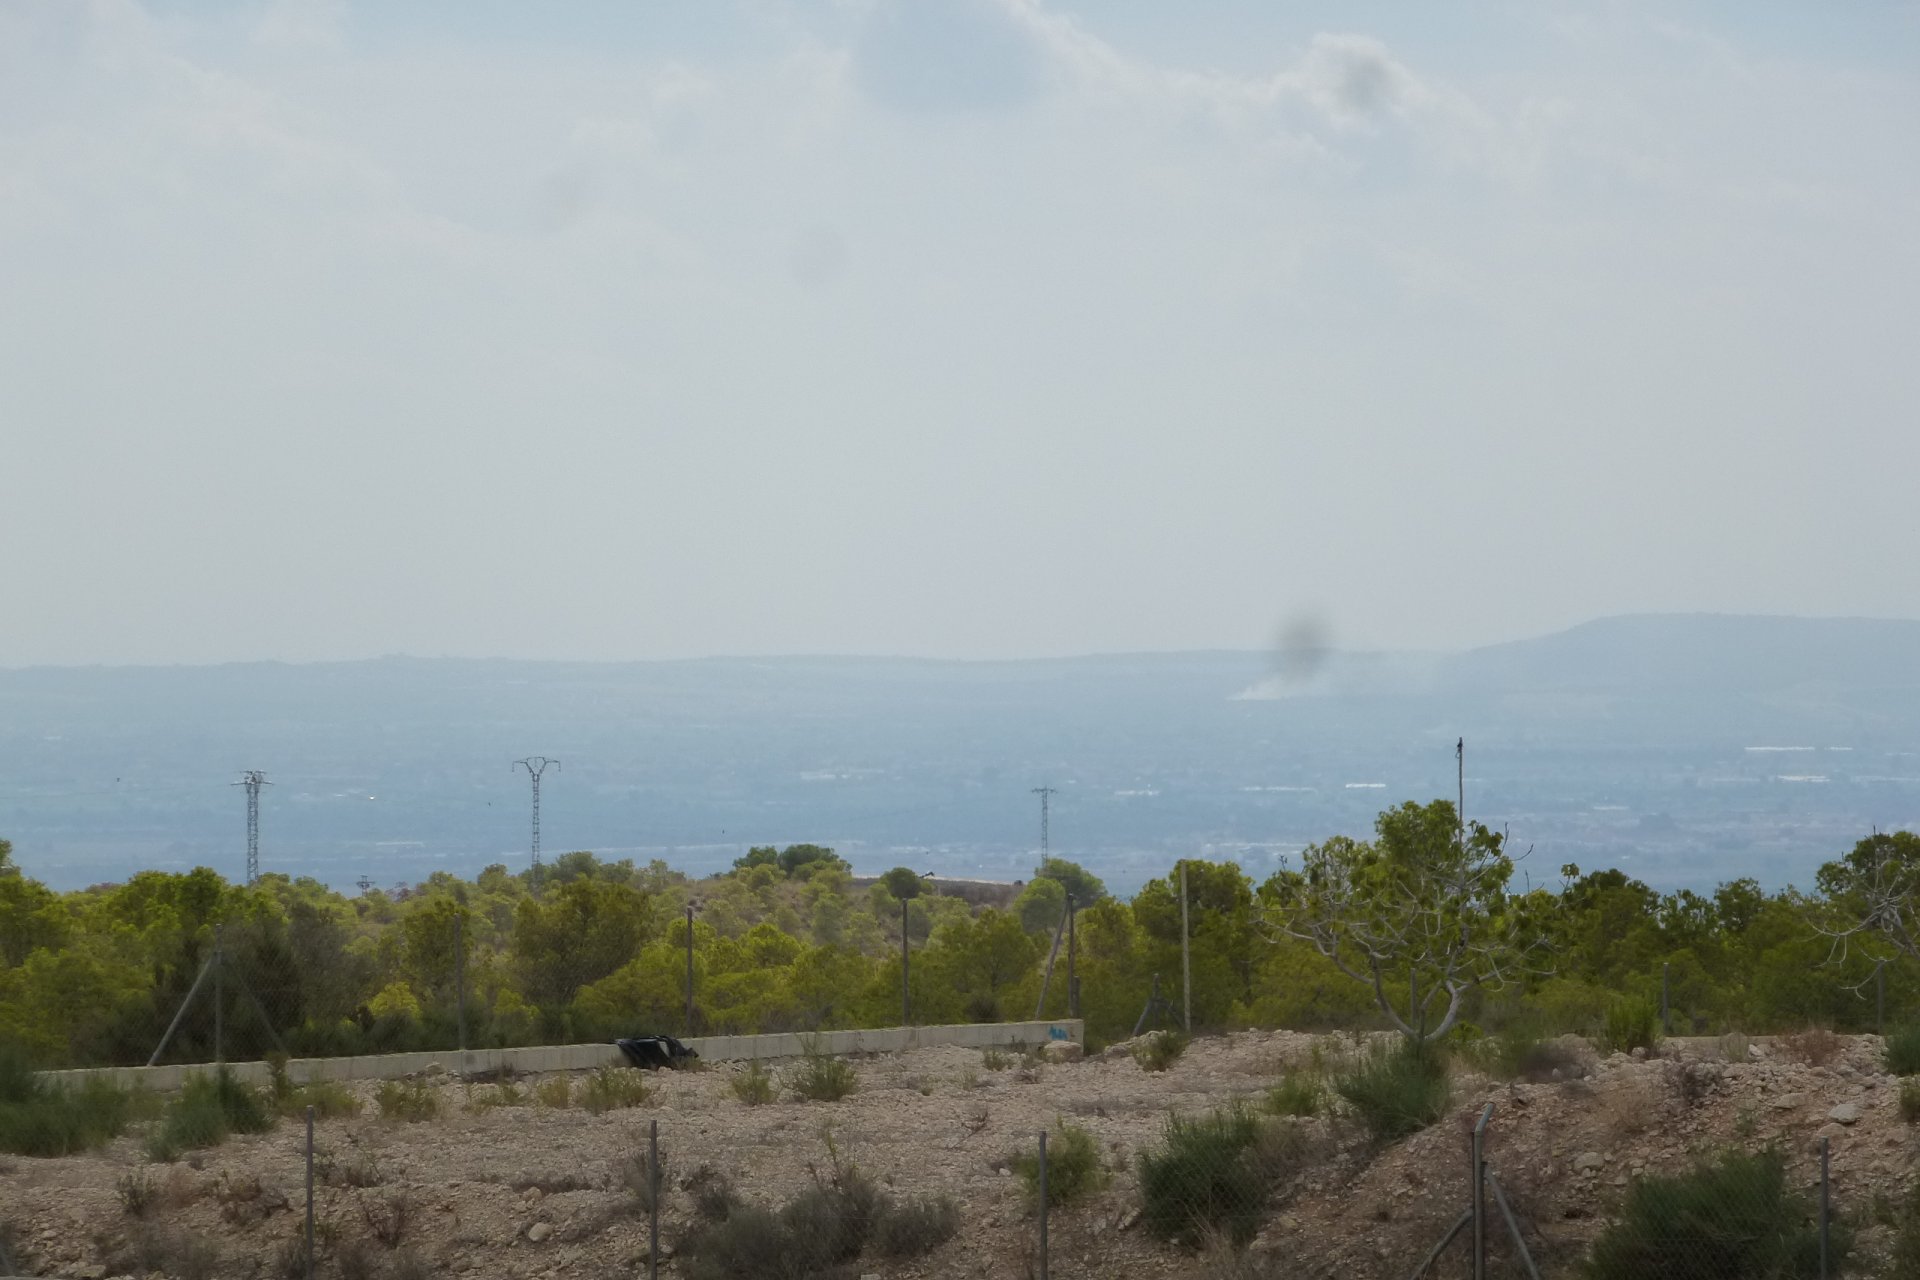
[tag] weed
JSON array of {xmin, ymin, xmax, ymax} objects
[
  {"xmin": 512, "ymin": 1171, "xmax": 599, "ymax": 1195},
  {"xmin": 873, "ymin": 1195, "xmax": 961, "ymax": 1257},
  {"xmin": 374, "ymin": 1079, "xmax": 442, "ymax": 1123},
  {"xmin": 787, "ymin": 1050, "xmax": 858, "ymax": 1103},
  {"xmin": 1487, "ymin": 1029, "xmax": 1588, "ymax": 1083},
  {"xmin": 0, "ymin": 1045, "xmax": 137, "ymax": 1157},
  {"xmin": 387, "ymin": 1248, "xmax": 433, "ymax": 1280},
  {"xmin": 334, "ymin": 1237, "xmax": 382, "ymax": 1280},
  {"xmin": 1888, "ymin": 1180, "xmax": 1920, "ymax": 1277},
  {"xmin": 580, "ymin": 1066, "xmax": 652, "ymax": 1114},
  {"xmin": 1138, "ymin": 1106, "xmax": 1292, "ymax": 1248},
  {"xmin": 1602, "ymin": 997, "xmax": 1661, "ymax": 1056},
  {"xmin": 326, "ymin": 1152, "xmax": 386, "ymax": 1188},
  {"xmin": 117, "ymin": 1170, "xmax": 158, "ymax": 1217},
  {"xmin": 983, "ymin": 1048, "xmax": 1013, "ymax": 1071},
  {"xmin": 684, "ymin": 1164, "xmax": 740, "ymax": 1222},
  {"xmin": 102, "ymin": 1224, "xmax": 223, "ymax": 1280},
  {"xmin": 1734, "ymin": 1107, "xmax": 1758, "ymax": 1139},
  {"xmin": 359, "ymin": 1189, "xmax": 413, "ymax": 1249},
  {"xmin": 1779, "ymin": 1026, "xmax": 1843, "ymax": 1067},
  {"xmin": 151, "ymin": 1068, "xmax": 273, "ymax": 1156},
  {"xmin": 1265, "ymin": 1073, "xmax": 1321, "ymax": 1118},
  {"xmin": 1334, "ymin": 1039, "xmax": 1451, "ymax": 1141},
  {"xmin": 1133, "ymin": 1030, "xmax": 1189, "ymax": 1073},
  {"xmin": 622, "ymin": 1148, "xmax": 670, "ymax": 1215},
  {"xmin": 1582, "ymin": 1146, "xmax": 1848, "ymax": 1278},
  {"xmin": 679, "ymin": 1204, "xmax": 792, "ymax": 1280},
  {"xmin": 730, "ymin": 1060, "xmax": 776, "ymax": 1106},
  {"xmin": 269, "ymin": 1055, "xmax": 361, "ymax": 1119},
  {"xmin": 1885, "ymin": 1024, "xmax": 1920, "ymax": 1076},
  {"xmin": 1902, "ymin": 1079, "xmax": 1920, "ymax": 1124},
  {"xmin": 1014, "ymin": 1120, "xmax": 1106, "ymax": 1210},
  {"xmin": 469, "ymin": 1081, "xmax": 525, "ymax": 1110},
  {"xmin": 535, "ymin": 1076, "xmax": 573, "ymax": 1109}
]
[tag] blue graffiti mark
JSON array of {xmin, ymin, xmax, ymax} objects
[{"xmin": 1048, "ymin": 1026, "xmax": 1067, "ymax": 1041}]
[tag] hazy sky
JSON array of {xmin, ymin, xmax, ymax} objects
[{"xmin": 3, "ymin": 0, "xmax": 1916, "ymax": 666}]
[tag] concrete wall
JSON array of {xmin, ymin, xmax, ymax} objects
[{"xmin": 39, "ymin": 1019, "xmax": 1083, "ymax": 1095}]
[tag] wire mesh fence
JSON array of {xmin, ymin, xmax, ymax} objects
[{"xmin": 0, "ymin": 1032, "xmax": 1909, "ymax": 1280}]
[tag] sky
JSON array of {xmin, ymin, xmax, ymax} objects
[{"xmin": 2, "ymin": 0, "xmax": 1917, "ymax": 666}]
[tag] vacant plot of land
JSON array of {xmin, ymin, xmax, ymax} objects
[{"xmin": 1, "ymin": 1031, "xmax": 1913, "ymax": 1278}]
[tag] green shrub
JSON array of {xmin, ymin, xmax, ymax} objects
[
  {"xmin": 151, "ymin": 1068, "xmax": 272, "ymax": 1156},
  {"xmin": 730, "ymin": 1061, "xmax": 775, "ymax": 1106},
  {"xmin": 580, "ymin": 1066, "xmax": 652, "ymax": 1114},
  {"xmin": 1138, "ymin": 1107, "xmax": 1298, "ymax": 1248},
  {"xmin": 982, "ymin": 1048, "xmax": 1013, "ymax": 1071},
  {"xmin": 680, "ymin": 1205, "xmax": 792, "ymax": 1280},
  {"xmin": 374, "ymin": 1079, "xmax": 442, "ymax": 1123},
  {"xmin": 1901, "ymin": 1079, "xmax": 1920, "ymax": 1124},
  {"xmin": 1603, "ymin": 997, "xmax": 1661, "ymax": 1056},
  {"xmin": 1133, "ymin": 1030, "xmax": 1189, "ymax": 1073},
  {"xmin": 265, "ymin": 1055, "xmax": 361, "ymax": 1119},
  {"xmin": 873, "ymin": 1195, "xmax": 961, "ymax": 1258},
  {"xmin": 1014, "ymin": 1120, "xmax": 1106, "ymax": 1210},
  {"xmin": 535, "ymin": 1076, "xmax": 572, "ymax": 1109},
  {"xmin": 0, "ymin": 1076, "xmax": 135, "ymax": 1157},
  {"xmin": 1885, "ymin": 1024, "xmax": 1920, "ymax": 1076},
  {"xmin": 622, "ymin": 1148, "xmax": 670, "ymax": 1215},
  {"xmin": 1265, "ymin": 1073, "xmax": 1321, "ymax": 1118},
  {"xmin": 786, "ymin": 1050, "xmax": 857, "ymax": 1103},
  {"xmin": 1334, "ymin": 1039, "xmax": 1450, "ymax": 1141},
  {"xmin": 1582, "ymin": 1147, "xmax": 1847, "ymax": 1279},
  {"xmin": 685, "ymin": 1165, "xmax": 740, "ymax": 1223}
]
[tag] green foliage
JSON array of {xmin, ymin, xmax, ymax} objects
[
  {"xmin": 1133, "ymin": 1029, "xmax": 1189, "ymax": 1072},
  {"xmin": 678, "ymin": 1136, "xmax": 893, "ymax": 1280},
  {"xmin": 1265, "ymin": 1072, "xmax": 1322, "ymax": 1118},
  {"xmin": 1603, "ymin": 997, "xmax": 1662, "ymax": 1055},
  {"xmin": 265, "ymin": 1056, "xmax": 361, "ymax": 1119},
  {"xmin": 1014, "ymin": 1120, "xmax": 1106, "ymax": 1210},
  {"xmin": 1334, "ymin": 1039, "xmax": 1451, "ymax": 1141},
  {"xmin": 1582, "ymin": 1147, "xmax": 1846, "ymax": 1279},
  {"xmin": 873, "ymin": 1195, "xmax": 962, "ymax": 1257},
  {"xmin": 1901, "ymin": 1079, "xmax": 1920, "ymax": 1124},
  {"xmin": 1034, "ymin": 857, "xmax": 1107, "ymax": 906},
  {"xmin": 1888, "ymin": 1180, "xmax": 1920, "ymax": 1278},
  {"xmin": 730, "ymin": 1060, "xmax": 775, "ymax": 1106},
  {"xmin": 1885, "ymin": 1025, "xmax": 1920, "ymax": 1076},
  {"xmin": 878, "ymin": 867, "xmax": 928, "ymax": 901},
  {"xmin": 1138, "ymin": 1107, "xmax": 1294, "ymax": 1248},
  {"xmin": 0, "ymin": 1050, "xmax": 134, "ymax": 1157},
  {"xmin": 579, "ymin": 1066, "xmax": 652, "ymax": 1114},
  {"xmin": 151, "ymin": 1068, "xmax": 273, "ymax": 1156},
  {"xmin": 786, "ymin": 1046, "xmax": 857, "ymax": 1102},
  {"xmin": 373, "ymin": 1079, "xmax": 441, "ymax": 1123}
]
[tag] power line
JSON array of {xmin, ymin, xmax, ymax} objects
[
  {"xmin": 232, "ymin": 771, "xmax": 270, "ymax": 885},
  {"xmin": 1031, "ymin": 786, "xmax": 1057, "ymax": 861},
  {"xmin": 513, "ymin": 757, "xmax": 560, "ymax": 896}
]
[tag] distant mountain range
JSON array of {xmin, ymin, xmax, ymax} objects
[{"xmin": 3, "ymin": 614, "xmax": 1916, "ymax": 895}]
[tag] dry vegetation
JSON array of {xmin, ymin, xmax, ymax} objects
[{"xmin": 3, "ymin": 1031, "xmax": 1920, "ymax": 1278}]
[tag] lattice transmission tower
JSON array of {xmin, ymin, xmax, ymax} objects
[
  {"xmin": 233, "ymin": 770, "xmax": 270, "ymax": 885},
  {"xmin": 514, "ymin": 756, "xmax": 560, "ymax": 895},
  {"xmin": 1032, "ymin": 785, "xmax": 1057, "ymax": 860}
]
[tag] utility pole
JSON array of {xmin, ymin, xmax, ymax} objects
[
  {"xmin": 513, "ymin": 757, "xmax": 560, "ymax": 896},
  {"xmin": 1031, "ymin": 786, "xmax": 1057, "ymax": 861},
  {"xmin": 1456, "ymin": 737, "xmax": 1465, "ymax": 844},
  {"xmin": 233, "ymin": 771, "xmax": 271, "ymax": 885}
]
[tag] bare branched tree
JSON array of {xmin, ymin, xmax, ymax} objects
[
  {"xmin": 1259, "ymin": 799, "xmax": 1550, "ymax": 1042},
  {"xmin": 1812, "ymin": 830, "xmax": 1920, "ymax": 988}
]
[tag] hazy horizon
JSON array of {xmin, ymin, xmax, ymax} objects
[{"xmin": 5, "ymin": 2, "xmax": 1918, "ymax": 667}]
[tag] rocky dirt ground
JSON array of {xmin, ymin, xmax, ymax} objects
[{"xmin": 2, "ymin": 1031, "xmax": 1914, "ymax": 1279}]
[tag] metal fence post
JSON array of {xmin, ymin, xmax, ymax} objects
[
  {"xmin": 1820, "ymin": 1134, "xmax": 1831, "ymax": 1279},
  {"xmin": 1471, "ymin": 1104, "xmax": 1491, "ymax": 1280},
  {"xmin": 214, "ymin": 924, "xmax": 225, "ymax": 1067},
  {"xmin": 685, "ymin": 905, "xmax": 696, "ymax": 1038},
  {"xmin": 454, "ymin": 909, "xmax": 467, "ymax": 1054},
  {"xmin": 304, "ymin": 1104, "xmax": 316, "ymax": 1280},
  {"xmin": 902, "ymin": 898, "xmax": 912, "ymax": 1027},
  {"xmin": 1660, "ymin": 962, "xmax": 1671, "ymax": 1036},
  {"xmin": 649, "ymin": 1118, "xmax": 661, "ymax": 1280},
  {"xmin": 1037, "ymin": 1129, "xmax": 1049, "ymax": 1280}
]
